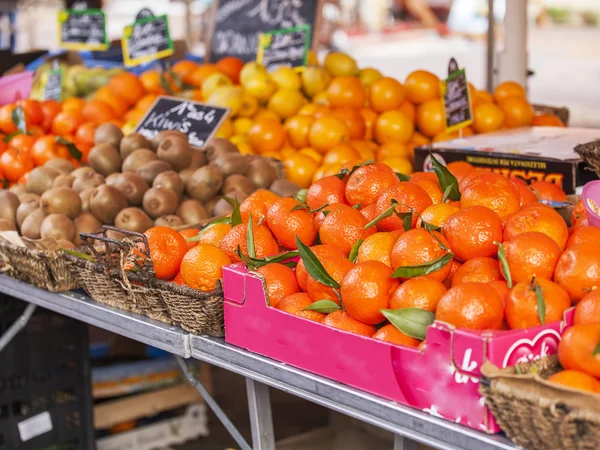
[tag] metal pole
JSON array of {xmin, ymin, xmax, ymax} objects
[
  {"xmin": 0, "ymin": 303, "xmax": 36, "ymax": 352},
  {"xmin": 486, "ymin": 0, "xmax": 495, "ymax": 92},
  {"xmin": 246, "ymin": 378, "xmax": 276, "ymax": 450},
  {"xmin": 394, "ymin": 434, "xmax": 419, "ymax": 450},
  {"xmin": 497, "ymin": 0, "xmax": 528, "ymax": 87}
]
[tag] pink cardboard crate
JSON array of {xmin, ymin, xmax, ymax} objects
[
  {"xmin": 224, "ymin": 262, "xmax": 575, "ymax": 433},
  {"xmin": 0, "ymin": 71, "xmax": 34, "ymax": 106}
]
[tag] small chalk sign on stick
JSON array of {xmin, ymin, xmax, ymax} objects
[
  {"xmin": 257, "ymin": 25, "xmax": 311, "ymax": 72},
  {"xmin": 58, "ymin": 8, "xmax": 108, "ymax": 51},
  {"xmin": 134, "ymin": 96, "xmax": 230, "ymax": 148},
  {"xmin": 43, "ymin": 65, "xmax": 62, "ymax": 102},
  {"xmin": 441, "ymin": 58, "xmax": 473, "ymax": 134},
  {"xmin": 122, "ymin": 9, "xmax": 174, "ymax": 67}
]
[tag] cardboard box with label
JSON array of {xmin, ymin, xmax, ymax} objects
[{"xmin": 414, "ymin": 127, "xmax": 600, "ymax": 194}]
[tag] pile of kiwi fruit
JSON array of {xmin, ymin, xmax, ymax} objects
[{"xmin": 0, "ymin": 124, "xmax": 300, "ymax": 248}]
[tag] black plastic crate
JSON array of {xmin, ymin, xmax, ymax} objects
[{"xmin": 0, "ymin": 295, "xmax": 94, "ymax": 449}]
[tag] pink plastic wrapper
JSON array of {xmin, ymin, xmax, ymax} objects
[
  {"xmin": 582, "ymin": 180, "xmax": 600, "ymax": 227},
  {"xmin": 0, "ymin": 71, "xmax": 34, "ymax": 106},
  {"xmin": 224, "ymin": 262, "xmax": 575, "ymax": 433}
]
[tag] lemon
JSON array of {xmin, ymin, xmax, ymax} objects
[
  {"xmin": 240, "ymin": 62, "xmax": 267, "ymax": 86},
  {"xmin": 206, "ymin": 86, "xmax": 244, "ymax": 116},
  {"xmin": 271, "ymin": 66, "xmax": 302, "ymax": 90},
  {"xmin": 324, "ymin": 52, "xmax": 359, "ymax": 77},
  {"xmin": 381, "ymin": 156, "xmax": 413, "ymax": 175},
  {"xmin": 267, "ymin": 89, "xmax": 307, "ymax": 119},
  {"xmin": 215, "ymin": 118, "xmax": 234, "ymax": 138},
  {"xmin": 301, "ymin": 66, "xmax": 331, "ymax": 98},
  {"xmin": 359, "ymin": 67, "xmax": 383, "ymax": 88},
  {"xmin": 244, "ymin": 76, "xmax": 277, "ymax": 102},
  {"xmin": 201, "ymin": 73, "xmax": 232, "ymax": 99},
  {"xmin": 233, "ymin": 117, "xmax": 253, "ymax": 135},
  {"xmin": 312, "ymin": 91, "xmax": 329, "ymax": 106},
  {"xmin": 238, "ymin": 92, "xmax": 259, "ymax": 117}
]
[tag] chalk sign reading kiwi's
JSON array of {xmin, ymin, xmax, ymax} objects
[
  {"xmin": 257, "ymin": 25, "xmax": 311, "ymax": 72},
  {"xmin": 58, "ymin": 8, "xmax": 108, "ymax": 51},
  {"xmin": 206, "ymin": 0, "xmax": 322, "ymax": 63},
  {"xmin": 134, "ymin": 96, "xmax": 230, "ymax": 148}
]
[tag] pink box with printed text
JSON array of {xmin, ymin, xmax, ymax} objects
[
  {"xmin": 0, "ymin": 71, "xmax": 34, "ymax": 106},
  {"xmin": 223, "ymin": 262, "xmax": 574, "ymax": 433}
]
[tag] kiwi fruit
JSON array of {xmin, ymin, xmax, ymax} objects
[
  {"xmin": 95, "ymin": 123, "xmax": 124, "ymax": 148},
  {"xmin": 10, "ymin": 184, "xmax": 27, "ymax": 197},
  {"xmin": 0, "ymin": 190, "xmax": 20, "ymax": 226},
  {"xmin": 223, "ymin": 174, "xmax": 254, "ymax": 195},
  {"xmin": 105, "ymin": 173, "xmax": 121, "ymax": 185},
  {"xmin": 72, "ymin": 171, "xmax": 105, "ymax": 193},
  {"xmin": 205, "ymin": 138, "xmax": 239, "ymax": 161},
  {"xmin": 16, "ymin": 197, "xmax": 39, "ymax": 228},
  {"xmin": 79, "ymin": 188, "xmax": 94, "ymax": 213},
  {"xmin": 211, "ymin": 153, "xmax": 248, "ymax": 178},
  {"xmin": 151, "ymin": 130, "xmax": 182, "ymax": 151},
  {"xmin": 270, "ymin": 179, "xmax": 301, "ymax": 198},
  {"xmin": 189, "ymin": 150, "xmax": 207, "ymax": 169},
  {"xmin": 105, "ymin": 229, "xmax": 127, "ymax": 242},
  {"xmin": 73, "ymin": 212, "xmax": 103, "ymax": 246},
  {"xmin": 214, "ymin": 190, "xmax": 248, "ymax": 217},
  {"xmin": 26, "ymin": 166, "xmax": 59, "ymax": 195},
  {"xmin": 155, "ymin": 215, "xmax": 183, "ymax": 228},
  {"xmin": 156, "ymin": 135, "xmax": 192, "ymax": 171},
  {"xmin": 186, "ymin": 166, "xmax": 223, "ymax": 202},
  {"xmin": 89, "ymin": 185, "xmax": 128, "ymax": 224},
  {"xmin": 153, "ymin": 171, "xmax": 184, "ymax": 200},
  {"xmin": 204, "ymin": 196, "xmax": 220, "ymax": 217},
  {"xmin": 120, "ymin": 133, "xmax": 151, "ymax": 160},
  {"xmin": 52, "ymin": 174, "xmax": 75, "ymax": 188},
  {"xmin": 114, "ymin": 207, "xmax": 154, "ymax": 233},
  {"xmin": 20, "ymin": 208, "xmax": 47, "ymax": 239},
  {"xmin": 44, "ymin": 158, "xmax": 76, "ymax": 174},
  {"xmin": 109, "ymin": 173, "xmax": 149, "ymax": 206},
  {"xmin": 0, "ymin": 218, "xmax": 16, "ymax": 232},
  {"xmin": 137, "ymin": 160, "xmax": 172, "ymax": 186},
  {"xmin": 178, "ymin": 168, "xmax": 194, "ymax": 186},
  {"xmin": 56, "ymin": 239, "xmax": 75, "ymax": 249},
  {"xmin": 142, "ymin": 187, "xmax": 178, "ymax": 219},
  {"xmin": 71, "ymin": 167, "xmax": 96, "ymax": 178},
  {"xmin": 122, "ymin": 149, "xmax": 158, "ymax": 173},
  {"xmin": 88, "ymin": 143, "xmax": 122, "ymax": 176},
  {"xmin": 176, "ymin": 199, "xmax": 208, "ymax": 225},
  {"xmin": 247, "ymin": 158, "xmax": 277, "ymax": 189},
  {"xmin": 40, "ymin": 187, "xmax": 82, "ymax": 219},
  {"xmin": 40, "ymin": 213, "xmax": 75, "ymax": 241}
]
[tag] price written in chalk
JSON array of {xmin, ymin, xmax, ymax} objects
[
  {"xmin": 441, "ymin": 58, "xmax": 473, "ymax": 133},
  {"xmin": 58, "ymin": 8, "xmax": 108, "ymax": 51},
  {"xmin": 43, "ymin": 68, "xmax": 63, "ymax": 101},
  {"xmin": 134, "ymin": 96, "xmax": 230, "ymax": 148},
  {"xmin": 122, "ymin": 14, "xmax": 174, "ymax": 67},
  {"xmin": 257, "ymin": 25, "xmax": 311, "ymax": 72}
]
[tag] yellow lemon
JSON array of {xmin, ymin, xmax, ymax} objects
[
  {"xmin": 244, "ymin": 76, "xmax": 277, "ymax": 102},
  {"xmin": 301, "ymin": 66, "xmax": 331, "ymax": 98},
  {"xmin": 207, "ymin": 86, "xmax": 244, "ymax": 116},
  {"xmin": 215, "ymin": 118, "xmax": 234, "ymax": 138},
  {"xmin": 307, "ymin": 50, "xmax": 319, "ymax": 66},
  {"xmin": 240, "ymin": 62, "xmax": 267, "ymax": 86},
  {"xmin": 271, "ymin": 66, "xmax": 301, "ymax": 90},
  {"xmin": 324, "ymin": 52, "xmax": 359, "ymax": 77},
  {"xmin": 283, "ymin": 153, "xmax": 319, "ymax": 188},
  {"xmin": 359, "ymin": 67, "xmax": 383, "ymax": 88},
  {"xmin": 201, "ymin": 72, "xmax": 232, "ymax": 99},
  {"xmin": 230, "ymin": 134, "xmax": 249, "ymax": 147},
  {"xmin": 298, "ymin": 147, "xmax": 323, "ymax": 164},
  {"xmin": 312, "ymin": 91, "xmax": 329, "ymax": 105},
  {"xmin": 238, "ymin": 92, "xmax": 259, "ymax": 117},
  {"xmin": 233, "ymin": 117, "xmax": 253, "ymax": 135},
  {"xmin": 381, "ymin": 156, "xmax": 413, "ymax": 175},
  {"xmin": 267, "ymin": 89, "xmax": 307, "ymax": 119}
]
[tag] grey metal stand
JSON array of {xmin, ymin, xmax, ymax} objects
[
  {"xmin": 246, "ymin": 379, "xmax": 276, "ymax": 450},
  {"xmin": 395, "ymin": 434, "xmax": 419, "ymax": 450}
]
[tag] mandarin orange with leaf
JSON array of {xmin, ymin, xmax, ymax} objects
[
  {"xmin": 306, "ymin": 255, "xmax": 354, "ymax": 304},
  {"xmin": 144, "ymin": 226, "xmax": 189, "ymax": 280},
  {"xmin": 323, "ymin": 310, "xmax": 375, "ymax": 337},
  {"xmin": 266, "ymin": 197, "xmax": 317, "ymax": 249},
  {"xmin": 554, "ymin": 242, "xmax": 600, "ymax": 302},
  {"xmin": 503, "ymin": 203, "xmax": 569, "ymax": 250},
  {"xmin": 372, "ymin": 324, "xmax": 420, "ymax": 347},
  {"xmin": 275, "ymin": 292, "xmax": 325, "ymax": 323},
  {"xmin": 451, "ymin": 257, "xmax": 501, "ymax": 286},
  {"xmin": 461, "ymin": 173, "xmax": 521, "ymax": 218},
  {"xmin": 558, "ymin": 324, "xmax": 600, "ymax": 377},
  {"xmin": 355, "ymin": 232, "xmax": 399, "ymax": 267},
  {"xmin": 218, "ymin": 222, "xmax": 279, "ymax": 263},
  {"xmin": 319, "ymin": 204, "xmax": 376, "ymax": 255},
  {"xmin": 389, "ymin": 276, "xmax": 447, "ymax": 312},
  {"xmin": 502, "ymin": 231, "xmax": 561, "ymax": 283},
  {"xmin": 345, "ymin": 162, "xmax": 399, "ymax": 207},
  {"xmin": 257, "ymin": 263, "xmax": 299, "ymax": 307},
  {"xmin": 295, "ymin": 244, "xmax": 346, "ymax": 291},
  {"xmin": 306, "ymin": 175, "xmax": 347, "ymax": 210},
  {"xmin": 373, "ymin": 182, "xmax": 433, "ymax": 231},
  {"xmin": 443, "ymin": 206, "xmax": 503, "ymax": 261},
  {"xmin": 436, "ymin": 283, "xmax": 504, "ymax": 330}
]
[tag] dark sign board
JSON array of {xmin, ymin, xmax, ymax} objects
[
  {"xmin": 58, "ymin": 8, "xmax": 108, "ymax": 51},
  {"xmin": 134, "ymin": 96, "xmax": 230, "ymax": 148},
  {"xmin": 122, "ymin": 14, "xmax": 174, "ymax": 67},
  {"xmin": 257, "ymin": 25, "xmax": 311, "ymax": 72},
  {"xmin": 441, "ymin": 58, "xmax": 473, "ymax": 133},
  {"xmin": 206, "ymin": 0, "xmax": 322, "ymax": 63}
]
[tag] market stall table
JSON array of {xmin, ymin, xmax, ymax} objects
[{"xmin": 0, "ymin": 274, "xmax": 519, "ymax": 450}]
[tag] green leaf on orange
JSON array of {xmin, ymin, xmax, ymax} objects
[
  {"xmin": 247, "ymin": 213, "xmax": 256, "ymax": 259},
  {"xmin": 396, "ymin": 172, "xmax": 411, "ymax": 181},
  {"xmin": 430, "ymin": 152, "xmax": 460, "ymax": 201},
  {"xmin": 364, "ymin": 204, "xmax": 395, "ymax": 229},
  {"xmin": 55, "ymin": 136, "xmax": 82, "ymax": 161},
  {"xmin": 303, "ymin": 300, "xmax": 341, "ymax": 314},
  {"xmin": 295, "ymin": 237, "xmax": 339, "ymax": 289},
  {"xmin": 593, "ymin": 342, "xmax": 600, "ymax": 357},
  {"xmin": 535, "ymin": 281, "xmax": 546, "ymax": 325},
  {"xmin": 294, "ymin": 188, "xmax": 308, "ymax": 203},
  {"xmin": 496, "ymin": 242, "xmax": 513, "ymax": 288},
  {"xmin": 223, "ymin": 196, "xmax": 242, "ymax": 227},
  {"xmin": 11, "ymin": 105, "xmax": 26, "ymax": 134},
  {"xmin": 348, "ymin": 239, "xmax": 363, "ymax": 263},
  {"xmin": 381, "ymin": 308, "xmax": 435, "ymax": 340},
  {"xmin": 392, "ymin": 253, "xmax": 453, "ymax": 279}
]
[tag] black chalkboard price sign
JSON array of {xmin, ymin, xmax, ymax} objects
[
  {"xmin": 206, "ymin": 0, "xmax": 322, "ymax": 63},
  {"xmin": 257, "ymin": 25, "xmax": 311, "ymax": 72},
  {"xmin": 441, "ymin": 58, "xmax": 473, "ymax": 133},
  {"xmin": 134, "ymin": 96, "xmax": 230, "ymax": 148},
  {"xmin": 122, "ymin": 14, "xmax": 174, "ymax": 67},
  {"xmin": 58, "ymin": 8, "xmax": 108, "ymax": 51}
]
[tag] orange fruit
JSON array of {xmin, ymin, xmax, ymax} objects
[
  {"xmin": 505, "ymin": 278, "xmax": 571, "ymax": 329},
  {"xmin": 374, "ymin": 110, "xmax": 414, "ymax": 144},
  {"xmin": 457, "ymin": 167, "xmax": 487, "ymax": 192},
  {"xmin": 30, "ymin": 135, "xmax": 70, "ymax": 166},
  {"xmin": 443, "ymin": 206, "xmax": 503, "ymax": 261},
  {"xmin": 331, "ymin": 107, "xmax": 366, "ymax": 140},
  {"xmin": 476, "ymin": 90, "xmax": 494, "ymax": 104},
  {"xmin": 532, "ymin": 113, "xmax": 565, "ymax": 127},
  {"xmin": 417, "ymin": 203, "xmax": 460, "ymax": 228},
  {"xmin": 411, "ymin": 178, "xmax": 443, "ymax": 204},
  {"xmin": 295, "ymin": 244, "xmax": 346, "ymax": 291},
  {"xmin": 326, "ymin": 76, "xmax": 365, "ymax": 109},
  {"xmin": 322, "ymin": 144, "xmax": 360, "ymax": 166},
  {"xmin": 360, "ymin": 107, "xmax": 378, "ymax": 141},
  {"xmin": 547, "ymin": 370, "xmax": 600, "ymax": 393},
  {"xmin": 136, "ymin": 93, "xmax": 159, "ymax": 111},
  {"xmin": 248, "ymin": 118, "xmax": 286, "ymax": 154},
  {"xmin": 17, "ymin": 99, "xmax": 42, "ymax": 126},
  {"xmin": 172, "ymin": 59, "xmax": 197, "ymax": 81},
  {"xmin": 51, "ymin": 110, "xmax": 84, "ymax": 136},
  {"xmin": 173, "ymin": 272, "xmax": 185, "ymax": 285},
  {"xmin": 473, "ymin": 102, "xmax": 505, "ymax": 133},
  {"xmin": 515, "ymin": 183, "xmax": 538, "ymax": 207},
  {"xmin": 144, "ymin": 226, "xmax": 189, "ymax": 280},
  {"xmin": 0, "ymin": 148, "xmax": 34, "ymax": 181},
  {"xmin": 322, "ymin": 310, "xmax": 375, "ymax": 337},
  {"xmin": 341, "ymin": 261, "xmax": 399, "ymax": 324},
  {"xmin": 284, "ymin": 115, "xmax": 314, "ymax": 149},
  {"xmin": 74, "ymin": 121, "xmax": 98, "ymax": 146},
  {"xmin": 217, "ymin": 56, "xmax": 244, "ymax": 84},
  {"xmin": 399, "ymin": 100, "xmax": 416, "ymax": 124},
  {"xmin": 306, "ymin": 175, "xmax": 347, "ymax": 210},
  {"xmin": 374, "ymin": 182, "xmax": 433, "ymax": 230},
  {"xmin": 493, "ymin": 81, "xmax": 526, "ymax": 103},
  {"xmin": 40, "ymin": 99, "xmax": 62, "ymax": 131},
  {"xmin": 558, "ymin": 324, "xmax": 600, "ymax": 377},
  {"xmin": 266, "ymin": 198, "xmax": 317, "ymax": 249},
  {"xmin": 390, "ymin": 276, "xmax": 447, "ymax": 312},
  {"xmin": 257, "ymin": 263, "xmax": 299, "ymax": 307},
  {"xmin": 499, "ymin": 97, "xmax": 534, "ymax": 128},
  {"xmin": 369, "ymin": 77, "xmax": 405, "ymax": 112},
  {"xmin": 359, "ymin": 204, "xmax": 378, "ymax": 223},
  {"xmin": 179, "ymin": 228, "xmax": 200, "ymax": 249},
  {"xmin": 404, "ymin": 70, "xmax": 440, "ymax": 104},
  {"xmin": 503, "ymin": 204, "xmax": 569, "ymax": 250},
  {"xmin": 139, "ymin": 70, "xmax": 165, "ymax": 94},
  {"xmin": 241, "ymin": 190, "xmax": 283, "ymax": 225},
  {"xmin": 571, "ymin": 200, "xmax": 588, "ymax": 228},
  {"xmin": 461, "ymin": 173, "xmax": 520, "ymax": 218},
  {"xmin": 416, "ymin": 99, "xmax": 445, "ymax": 138},
  {"xmin": 355, "ymin": 232, "xmax": 399, "ymax": 267},
  {"xmin": 8, "ymin": 133, "xmax": 35, "ymax": 153},
  {"xmin": 554, "ymin": 243, "xmax": 600, "ymax": 302},
  {"xmin": 529, "ymin": 180, "xmax": 567, "ymax": 203},
  {"xmin": 391, "ymin": 228, "xmax": 452, "ymax": 282},
  {"xmin": 275, "ymin": 292, "xmax": 326, "ymax": 323},
  {"xmin": 372, "ymin": 324, "xmax": 420, "ymax": 347},
  {"xmin": 0, "ymin": 104, "xmax": 18, "ymax": 134},
  {"xmin": 219, "ymin": 222, "xmax": 280, "ymax": 263},
  {"xmin": 376, "ymin": 142, "xmax": 411, "ymax": 162},
  {"xmin": 306, "ymin": 255, "xmax": 354, "ymax": 304},
  {"xmin": 95, "ymin": 86, "xmax": 129, "ymax": 118},
  {"xmin": 61, "ymin": 97, "xmax": 85, "ymax": 113},
  {"xmin": 180, "ymin": 243, "xmax": 232, "ymax": 291},
  {"xmin": 574, "ymin": 290, "xmax": 600, "ymax": 325},
  {"xmin": 488, "ymin": 279, "xmax": 510, "ymax": 307},
  {"xmin": 436, "ymin": 283, "xmax": 504, "ymax": 330},
  {"xmin": 451, "ymin": 257, "xmax": 501, "ymax": 286},
  {"xmin": 503, "ymin": 231, "xmax": 561, "ymax": 283},
  {"xmin": 108, "ymin": 72, "xmax": 146, "ymax": 106},
  {"xmin": 319, "ymin": 204, "xmax": 376, "ymax": 255},
  {"xmin": 409, "ymin": 171, "xmax": 438, "ymax": 183},
  {"xmin": 284, "ymin": 153, "xmax": 319, "ymax": 188},
  {"xmin": 345, "ymin": 162, "xmax": 400, "ymax": 206},
  {"xmin": 309, "ymin": 115, "xmax": 351, "ymax": 152},
  {"xmin": 196, "ymin": 223, "xmax": 232, "ymax": 247},
  {"xmin": 567, "ymin": 226, "xmax": 600, "ymax": 249}
]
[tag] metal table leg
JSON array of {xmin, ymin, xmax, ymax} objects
[
  {"xmin": 0, "ymin": 303, "xmax": 36, "ymax": 352},
  {"xmin": 246, "ymin": 378, "xmax": 276, "ymax": 450},
  {"xmin": 394, "ymin": 434, "xmax": 419, "ymax": 450}
]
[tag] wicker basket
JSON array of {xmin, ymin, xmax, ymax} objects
[
  {"xmin": 0, "ymin": 232, "xmax": 79, "ymax": 292},
  {"xmin": 574, "ymin": 140, "xmax": 600, "ymax": 179},
  {"xmin": 480, "ymin": 355, "xmax": 600, "ymax": 450},
  {"xmin": 532, "ymin": 104, "xmax": 570, "ymax": 126}
]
